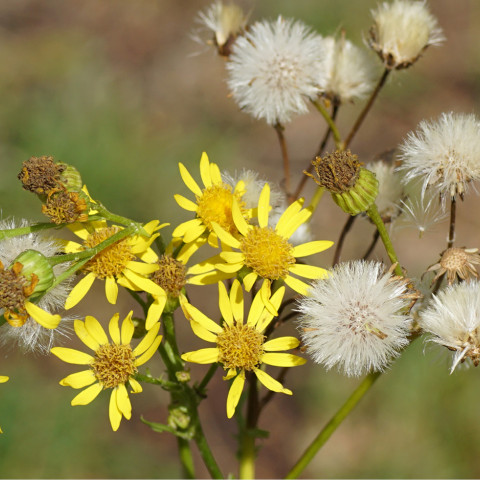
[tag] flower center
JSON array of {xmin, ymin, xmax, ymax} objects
[
  {"xmin": 240, "ymin": 226, "xmax": 295, "ymax": 279},
  {"xmin": 0, "ymin": 261, "xmax": 38, "ymax": 327},
  {"xmin": 42, "ymin": 190, "xmax": 88, "ymax": 224},
  {"xmin": 216, "ymin": 323, "xmax": 265, "ymax": 371},
  {"xmin": 91, "ymin": 343, "xmax": 137, "ymax": 389},
  {"xmin": 341, "ymin": 300, "xmax": 387, "ymax": 340},
  {"xmin": 440, "ymin": 247, "xmax": 468, "ymax": 271},
  {"xmin": 151, "ymin": 254, "xmax": 187, "ymax": 297},
  {"xmin": 82, "ymin": 227, "xmax": 134, "ymax": 279},
  {"xmin": 196, "ymin": 184, "xmax": 244, "ymax": 234}
]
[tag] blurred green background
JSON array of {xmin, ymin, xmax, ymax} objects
[{"xmin": 1, "ymin": 0, "xmax": 480, "ymax": 478}]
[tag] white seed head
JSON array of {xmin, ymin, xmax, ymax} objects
[
  {"xmin": 420, "ymin": 281, "xmax": 480, "ymax": 373},
  {"xmin": 195, "ymin": 1, "xmax": 248, "ymax": 54},
  {"xmin": 369, "ymin": 0, "xmax": 445, "ymax": 69},
  {"xmin": 0, "ymin": 218, "xmax": 73, "ymax": 353},
  {"xmin": 297, "ymin": 260, "xmax": 411, "ymax": 377},
  {"xmin": 321, "ymin": 35, "xmax": 377, "ymax": 104},
  {"xmin": 398, "ymin": 112, "xmax": 480, "ymax": 201},
  {"xmin": 226, "ymin": 16, "xmax": 326, "ymax": 125},
  {"xmin": 365, "ymin": 161, "xmax": 404, "ymax": 221}
]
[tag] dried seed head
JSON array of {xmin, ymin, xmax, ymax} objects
[
  {"xmin": 41, "ymin": 189, "xmax": 89, "ymax": 224},
  {"xmin": 426, "ymin": 247, "xmax": 480, "ymax": 285},
  {"xmin": 18, "ymin": 156, "xmax": 64, "ymax": 194}
]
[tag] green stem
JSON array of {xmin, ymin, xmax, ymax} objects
[
  {"xmin": 285, "ymin": 371, "xmax": 381, "ymax": 479},
  {"xmin": 193, "ymin": 420, "xmax": 224, "ymax": 479},
  {"xmin": 197, "ymin": 363, "xmax": 219, "ymax": 394},
  {"xmin": 94, "ymin": 203, "xmax": 148, "ymax": 236},
  {"xmin": 366, "ymin": 203, "xmax": 403, "ymax": 277},
  {"xmin": 0, "ymin": 222, "xmax": 63, "ymax": 240},
  {"xmin": 178, "ymin": 438, "xmax": 196, "ymax": 479},
  {"xmin": 311, "ymin": 99, "xmax": 342, "ymax": 150}
]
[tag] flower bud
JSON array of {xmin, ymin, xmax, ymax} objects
[{"xmin": 12, "ymin": 250, "xmax": 54, "ymax": 295}]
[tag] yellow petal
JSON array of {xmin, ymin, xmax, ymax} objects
[
  {"xmin": 105, "ymin": 276, "xmax": 118, "ymax": 304},
  {"xmin": 275, "ymin": 200, "xmax": 304, "ymax": 237},
  {"xmin": 85, "ymin": 315, "xmax": 109, "ymax": 345},
  {"xmin": 60, "ymin": 370, "xmax": 97, "ymax": 389},
  {"xmin": 25, "ymin": 302, "xmax": 61, "ymax": 329},
  {"xmin": 280, "ymin": 208, "xmax": 313, "ymax": 240},
  {"xmin": 292, "ymin": 240, "xmax": 334, "ymax": 258},
  {"xmin": 134, "ymin": 322, "xmax": 161, "ymax": 357},
  {"xmin": 215, "ymin": 262, "xmax": 244, "ymax": 273},
  {"xmin": 223, "ymin": 368, "xmax": 237, "ymax": 380},
  {"xmin": 145, "ymin": 294, "xmax": 167, "ymax": 330},
  {"xmin": 71, "ymin": 382, "xmax": 103, "ymax": 405},
  {"xmin": 63, "ymin": 240, "xmax": 83, "ymax": 254},
  {"xmin": 246, "ymin": 288, "xmax": 264, "ymax": 327},
  {"xmin": 126, "ymin": 261, "xmax": 158, "ymax": 275},
  {"xmin": 109, "ymin": 389, "xmax": 122, "ymax": 431},
  {"xmin": 289, "ymin": 263, "xmax": 330, "ymax": 280},
  {"xmin": 230, "ymin": 279, "xmax": 244, "ymax": 324},
  {"xmin": 129, "ymin": 377, "xmax": 143, "ymax": 394},
  {"xmin": 176, "ymin": 237, "xmax": 207, "ymax": 263},
  {"xmin": 261, "ymin": 352, "xmax": 306, "ymax": 367},
  {"xmin": 68, "ymin": 223, "xmax": 92, "ymax": 240},
  {"xmin": 122, "ymin": 269, "xmax": 164, "ymax": 296},
  {"xmin": 242, "ymin": 271, "xmax": 257, "ymax": 292},
  {"xmin": 187, "ymin": 254, "xmax": 221, "ymax": 275},
  {"xmin": 253, "ymin": 367, "xmax": 292, "ymax": 394},
  {"xmin": 284, "ymin": 275, "xmax": 311, "ymax": 296},
  {"xmin": 173, "ymin": 219, "xmax": 203, "ymax": 239},
  {"xmin": 120, "ymin": 312, "xmax": 135, "ymax": 344},
  {"xmin": 187, "ymin": 270, "xmax": 234, "ymax": 285},
  {"xmin": 226, "ymin": 370, "xmax": 245, "ymax": 418},
  {"xmin": 174, "ymin": 194, "xmax": 198, "ymax": 212},
  {"xmin": 0, "ymin": 376, "xmax": 8, "ymax": 383},
  {"xmin": 200, "ymin": 151, "xmax": 212, "ymax": 188},
  {"xmin": 211, "ymin": 222, "xmax": 241, "ymax": 249},
  {"xmin": 181, "ymin": 348, "xmax": 219, "ymax": 364},
  {"xmin": 257, "ymin": 184, "xmax": 270, "ymax": 228},
  {"xmin": 51, "ymin": 347, "xmax": 94, "ymax": 365},
  {"xmin": 135, "ymin": 335, "xmax": 162, "ymax": 366},
  {"xmin": 74, "ymin": 319, "xmax": 100, "ymax": 351},
  {"xmin": 210, "ymin": 161, "xmax": 222, "ymax": 184},
  {"xmin": 179, "ymin": 162, "xmax": 202, "ymax": 197},
  {"xmin": 256, "ymin": 286, "xmax": 285, "ymax": 332},
  {"xmin": 219, "ymin": 251, "xmax": 245, "ymax": 264},
  {"xmin": 182, "ymin": 302, "xmax": 223, "ymax": 334},
  {"xmin": 183, "ymin": 223, "xmax": 208, "ymax": 244},
  {"xmin": 218, "ymin": 282, "xmax": 234, "ymax": 326},
  {"xmin": 108, "ymin": 313, "xmax": 121, "ymax": 345},
  {"xmin": 65, "ymin": 272, "xmax": 96, "ymax": 309},
  {"xmin": 232, "ymin": 198, "xmax": 250, "ymax": 236},
  {"xmin": 190, "ymin": 320, "xmax": 218, "ymax": 342},
  {"xmin": 260, "ymin": 280, "xmax": 277, "ymax": 317},
  {"xmin": 263, "ymin": 336, "xmax": 300, "ymax": 351},
  {"xmin": 116, "ymin": 383, "xmax": 132, "ymax": 419}
]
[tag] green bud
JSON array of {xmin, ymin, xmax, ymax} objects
[{"xmin": 12, "ymin": 250, "xmax": 54, "ymax": 294}]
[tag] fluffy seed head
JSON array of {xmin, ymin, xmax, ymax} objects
[
  {"xmin": 226, "ymin": 16, "xmax": 325, "ymax": 125},
  {"xmin": 420, "ymin": 281, "xmax": 480, "ymax": 372},
  {"xmin": 297, "ymin": 260, "xmax": 412, "ymax": 377},
  {"xmin": 398, "ymin": 112, "xmax": 480, "ymax": 201},
  {"xmin": 321, "ymin": 35, "xmax": 376, "ymax": 104},
  {"xmin": 369, "ymin": 0, "xmax": 445, "ymax": 69}
]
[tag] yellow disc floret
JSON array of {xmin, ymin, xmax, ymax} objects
[
  {"xmin": 240, "ymin": 226, "xmax": 295, "ymax": 279},
  {"xmin": 82, "ymin": 227, "xmax": 134, "ymax": 279},
  {"xmin": 196, "ymin": 184, "xmax": 244, "ymax": 234},
  {"xmin": 216, "ymin": 323, "xmax": 265, "ymax": 371},
  {"xmin": 91, "ymin": 343, "xmax": 137, "ymax": 389},
  {"xmin": 151, "ymin": 254, "xmax": 187, "ymax": 297}
]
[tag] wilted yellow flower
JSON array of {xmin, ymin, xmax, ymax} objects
[
  {"xmin": 182, "ymin": 280, "xmax": 305, "ymax": 418},
  {"xmin": 51, "ymin": 312, "xmax": 162, "ymax": 431}
]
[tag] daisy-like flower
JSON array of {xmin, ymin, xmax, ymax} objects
[
  {"xmin": 173, "ymin": 152, "xmax": 248, "ymax": 249},
  {"xmin": 297, "ymin": 260, "xmax": 413, "ymax": 377},
  {"xmin": 0, "ymin": 219, "xmax": 71, "ymax": 333},
  {"xmin": 425, "ymin": 247, "xmax": 480, "ymax": 285},
  {"xmin": 64, "ymin": 220, "xmax": 167, "ymax": 330},
  {"xmin": 181, "ymin": 280, "xmax": 305, "ymax": 418},
  {"xmin": 226, "ymin": 16, "xmax": 326, "ymax": 126},
  {"xmin": 0, "ymin": 375, "xmax": 8, "ymax": 433},
  {"xmin": 195, "ymin": 1, "xmax": 248, "ymax": 56},
  {"xmin": 398, "ymin": 113, "xmax": 480, "ymax": 201},
  {"xmin": 51, "ymin": 312, "xmax": 162, "ymax": 431},
  {"xmin": 420, "ymin": 281, "xmax": 480, "ymax": 373},
  {"xmin": 321, "ymin": 35, "xmax": 376, "ymax": 105},
  {"xmin": 369, "ymin": 0, "xmax": 445, "ymax": 69},
  {"xmin": 207, "ymin": 183, "xmax": 333, "ymax": 314}
]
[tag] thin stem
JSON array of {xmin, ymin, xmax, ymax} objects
[
  {"xmin": 94, "ymin": 203, "xmax": 149, "ymax": 236},
  {"xmin": 294, "ymin": 104, "xmax": 339, "ymax": 200},
  {"xmin": 447, "ymin": 197, "xmax": 456, "ymax": 249},
  {"xmin": 194, "ymin": 422, "xmax": 224, "ymax": 479},
  {"xmin": 311, "ymin": 100, "xmax": 342, "ymax": 150},
  {"xmin": 362, "ymin": 230, "xmax": 380, "ymax": 260},
  {"xmin": 332, "ymin": 215, "xmax": 357, "ymax": 265},
  {"xmin": 274, "ymin": 123, "xmax": 292, "ymax": 201},
  {"xmin": 178, "ymin": 438, "xmax": 195, "ymax": 479},
  {"xmin": 344, "ymin": 68, "xmax": 390, "ymax": 149},
  {"xmin": 197, "ymin": 363, "xmax": 219, "ymax": 394},
  {"xmin": 0, "ymin": 222, "xmax": 62, "ymax": 240},
  {"xmin": 366, "ymin": 203, "xmax": 403, "ymax": 277},
  {"xmin": 285, "ymin": 371, "xmax": 381, "ymax": 479}
]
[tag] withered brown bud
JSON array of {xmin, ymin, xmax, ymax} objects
[{"xmin": 18, "ymin": 156, "xmax": 65, "ymax": 194}]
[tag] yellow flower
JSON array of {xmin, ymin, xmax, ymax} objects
[
  {"xmin": 205, "ymin": 183, "xmax": 333, "ymax": 314},
  {"xmin": 173, "ymin": 152, "xmax": 248, "ymax": 249},
  {"xmin": 181, "ymin": 280, "xmax": 306, "ymax": 418},
  {"xmin": 64, "ymin": 220, "xmax": 167, "ymax": 329},
  {"xmin": 0, "ymin": 375, "xmax": 9, "ymax": 433},
  {"xmin": 51, "ymin": 312, "xmax": 162, "ymax": 431}
]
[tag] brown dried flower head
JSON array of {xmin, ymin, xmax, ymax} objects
[
  {"xmin": 18, "ymin": 156, "xmax": 65, "ymax": 195},
  {"xmin": 426, "ymin": 247, "xmax": 480, "ymax": 285},
  {"xmin": 41, "ymin": 189, "xmax": 89, "ymax": 224}
]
